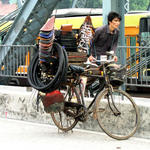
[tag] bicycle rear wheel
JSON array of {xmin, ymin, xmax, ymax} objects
[
  {"xmin": 51, "ymin": 85, "xmax": 80, "ymax": 132},
  {"xmin": 95, "ymin": 88, "xmax": 139, "ymax": 140}
]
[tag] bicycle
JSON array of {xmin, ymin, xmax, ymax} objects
[{"xmin": 50, "ymin": 54, "xmax": 140, "ymax": 140}]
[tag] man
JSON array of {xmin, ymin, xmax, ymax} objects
[
  {"xmin": 87, "ymin": 12, "xmax": 122, "ymax": 97},
  {"xmin": 89, "ymin": 11, "xmax": 122, "ymax": 62}
]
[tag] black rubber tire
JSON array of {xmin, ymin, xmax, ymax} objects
[
  {"xmin": 27, "ymin": 42, "xmax": 68, "ymax": 93},
  {"xmin": 51, "ymin": 85, "xmax": 80, "ymax": 132},
  {"xmin": 95, "ymin": 88, "xmax": 140, "ymax": 140}
]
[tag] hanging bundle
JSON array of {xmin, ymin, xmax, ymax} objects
[
  {"xmin": 77, "ymin": 16, "xmax": 95, "ymax": 54},
  {"xmin": 27, "ymin": 42, "xmax": 68, "ymax": 93},
  {"xmin": 27, "ymin": 16, "xmax": 68, "ymax": 93}
]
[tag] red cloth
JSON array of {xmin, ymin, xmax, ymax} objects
[{"xmin": 42, "ymin": 90, "xmax": 64, "ymax": 107}]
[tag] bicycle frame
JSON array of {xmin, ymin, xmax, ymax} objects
[
  {"xmin": 67, "ymin": 64, "xmax": 103, "ymax": 113},
  {"xmin": 68, "ymin": 62, "xmax": 121, "ymax": 116}
]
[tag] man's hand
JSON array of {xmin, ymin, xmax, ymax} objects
[
  {"xmin": 89, "ymin": 55, "xmax": 95, "ymax": 62},
  {"xmin": 114, "ymin": 56, "xmax": 118, "ymax": 62}
]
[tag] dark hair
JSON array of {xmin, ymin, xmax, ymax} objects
[{"xmin": 107, "ymin": 11, "xmax": 122, "ymax": 24}]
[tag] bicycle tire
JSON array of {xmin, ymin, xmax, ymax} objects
[
  {"xmin": 95, "ymin": 88, "xmax": 140, "ymax": 140},
  {"xmin": 51, "ymin": 85, "xmax": 80, "ymax": 132}
]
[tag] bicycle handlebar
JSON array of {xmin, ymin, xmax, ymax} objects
[
  {"xmin": 84, "ymin": 57, "xmax": 115, "ymax": 68},
  {"xmin": 93, "ymin": 58, "xmax": 115, "ymax": 64}
]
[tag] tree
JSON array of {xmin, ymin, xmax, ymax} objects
[
  {"xmin": 86, "ymin": 0, "xmax": 102, "ymax": 8},
  {"xmin": 55, "ymin": 0, "xmax": 102, "ymax": 9},
  {"xmin": 129, "ymin": 0, "xmax": 150, "ymax": 11}
]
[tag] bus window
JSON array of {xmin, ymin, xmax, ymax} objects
[{"xmin": 139, "ymin": 17, "xmax": 150, "ymax": 46}]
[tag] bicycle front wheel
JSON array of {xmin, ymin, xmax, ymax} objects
[
  {"xmin": 95, "ymin": 88, "xmax": 139, "ymax": 140},
  {"xmin": 51, "ymin": 85, "xmax": 80, "ymax": 132}
]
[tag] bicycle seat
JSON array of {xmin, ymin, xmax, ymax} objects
[{"xmin": 69, "ymin": 64, "xmax": 84, "ymax": 74}]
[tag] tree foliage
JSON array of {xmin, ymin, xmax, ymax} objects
[
  {"xmin": 55, "ymin": 0, "xmax": 149, "ymax": 11},
  {"xmin": 56, "ymin": 0, "xmax": 102, "ymax": 9},
  {"xmin": 86, "ymin": 0, "xmax": 102, "ymax": 8},
  {"xmin": 129, "ymin": 0, "xmax": 150, "ymax": 11}
]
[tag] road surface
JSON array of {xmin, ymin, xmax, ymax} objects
[{"xmin": 0, "ymin": 118, "xmax": 150, "ymax": 150}]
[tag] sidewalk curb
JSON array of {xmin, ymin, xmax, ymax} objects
[{"xmin": 0, "ymin": 86, "xmax": 149, "ymax": 139}]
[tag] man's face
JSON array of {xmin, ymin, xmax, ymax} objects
[{"xmin": 109, "ymin": 17, "xmax": 121, "ymax": 30}]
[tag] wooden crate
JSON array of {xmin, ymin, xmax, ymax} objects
[
  {"xmin": 67, "ymin": 52, "xmax": 87, "ymax": 67},
  {"xmin": 67, "ymin": 52, "xmax": 101, "ymax": 76}
]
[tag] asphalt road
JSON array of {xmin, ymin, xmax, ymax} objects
[{"xmin": 0, "ymin": 118, "xmax": 150, "ymax": 150}]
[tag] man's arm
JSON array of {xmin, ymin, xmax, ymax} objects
[
  {"xmin": 111, "ymin": 30, "xmax": 119, "ymax": 53},
  {"xmin": 92, "ymin": 27, "xmax": 101, "ymax": 43},
  {"xmin": 111, "ymin": 34, "xmax": 119, "ymax": 62},
  {"xmin": 90, "ymin": 27, "xmax": 102, "ymax": 57}
]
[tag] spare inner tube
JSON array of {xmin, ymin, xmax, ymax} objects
[{"xmin": 27, "ymin": 42, "xmax": 68, "ymax": 93}]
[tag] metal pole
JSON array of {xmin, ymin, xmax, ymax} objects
[
  {"xmin": 118, "ymin": 0, "xmax": 129, "ymax": 90},
  {"xmin": 102, "ymin": 0, "xmax": 111, "ymax": 25},
  {"xmin": 118, "ymin": 0, "xmax": 128, "ymax": 65},
  {"xmin": 72, "ymin": 0, "xmax": 78, "ymax": 8}
]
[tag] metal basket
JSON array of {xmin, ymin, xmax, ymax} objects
[{"xmin": 109, "ymin": 66, "xmax": 126, "ymax": 87}]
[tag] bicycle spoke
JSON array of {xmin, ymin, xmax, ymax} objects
[
  {"xmin": 96, "ymin": 88, "xmax": 139, "ymax": 140},
  {"xmin": 51, "ymin": 85, "xmax": 79, "ymax": 132}
]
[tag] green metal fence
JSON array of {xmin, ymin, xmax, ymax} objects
[
  {"xmin": 0, "ymin": 45, "xmax": 150, "ymax": 87},
  {"xmin": 0, "ymin": 45, "xmax": 35, "ymax": 77},
  {"xmin": 117, "ymin": 45, "xmax": 150, "ymax": 87}
]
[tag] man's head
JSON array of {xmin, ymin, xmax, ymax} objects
[{"xmin": 107, "ymin": 11, "xmax": 122, "ymax": 30}]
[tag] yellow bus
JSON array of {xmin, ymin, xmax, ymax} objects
[
  {"xmin": 49, "ymin": 9, "xmax": 150, "ymax": 59},
  {"xmin": 53, "ymin": 9, "xmax": 150, "ymax": 42}
]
